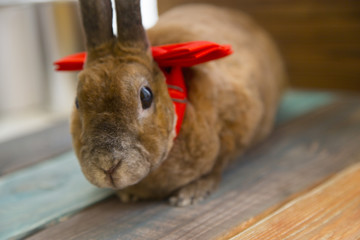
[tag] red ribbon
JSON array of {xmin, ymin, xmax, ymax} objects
[{"xmin": 54, "ymin": 41, "xmax": 233, "ymax": 135}]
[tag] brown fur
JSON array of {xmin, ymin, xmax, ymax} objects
[{"xmin": 71, "ymin": 1, "xmax": 286, "ymax": 206}]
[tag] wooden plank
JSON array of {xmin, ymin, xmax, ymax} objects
[
  {"xmin": 275, "ymin": 90, "xmax": 333, "ymax": 124},
  {"xmin": 0, "ymin": 90, "xmax": 330, "ymax": 240},
  {"xmin": 0, "ymin": 120, "xmax": 72, "ymax": 176},
  {"xmin": 27, "ymin": 96, "xmax": 360, "ymax": 240},
  {"xmin": 228, "ymin": 162, "xmax": 360, "ymax": 239},
  {"xmin": 0, "ymin": 152, "xmax": 113, "ymax": 240}
]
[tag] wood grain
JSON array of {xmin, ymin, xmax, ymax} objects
[
  {"xmin": 157, "ymin": 0, "xmax": 360, "ymax": 91},
  {"xmin": 0, "ymin": 120, "xmax": 72, "ymax": 176},
  {"xmin": 0, "ymin": 90, "xmax": 331, "ymax": 240},
  {"xmin": 228, "ymin": 162, "xmax": 360, "ymax": 239},
  {"xmin": 0, "ymin": 152, "xmax": 113, "ymax": 240},
  {"xmin": 27, "ymin": 96, "xmax": 360, "ymax": 240}
]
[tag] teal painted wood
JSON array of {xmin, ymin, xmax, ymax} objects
[
  {"xmin": 276, "ymin": 90, "xmax": 334, "ymax": 124},
  {"xmin": 0, "ymin": 90, "xmax": 335, "ymax": 240},
  {"xmin": 0, "ymin": 152, "xmax": 113, "ymax": 240}
]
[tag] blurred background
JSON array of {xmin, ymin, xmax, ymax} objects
[
  {"xmin": 158, "ymin": 0, "xmax": 360, "ymax": 91},
  {"xmin": 0, "ymin": 0, "xmax": 158, "ymax": 143},
  {"xmin": 0, "ymin": 0, "xmax": 359, "ymax": 143}
]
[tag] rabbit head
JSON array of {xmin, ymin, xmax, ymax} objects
[{"xmin": 71, "ymin": 0, "xmax": 176, "ymax": 189}]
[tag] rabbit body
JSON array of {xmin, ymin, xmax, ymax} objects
[{"xmin": 72, "ymin": 2, "xmax": 285, "ymax": 206}]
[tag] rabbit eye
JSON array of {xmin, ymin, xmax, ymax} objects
[
  {"xmin": 140, "ymin": 87, "xmax": 153, "ymax": 109},
  {"xmin": 75, "ymin": 98, "xmax": 79, "ymax": 109}
]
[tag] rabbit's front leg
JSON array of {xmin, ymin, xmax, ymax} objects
[
  {"xmin": 116, "ymin": 190, "xmax": 140, "ymax": 203},
  {"xmin": 169, "ymin": 169, "xmax": 222, "ymax": 207}
]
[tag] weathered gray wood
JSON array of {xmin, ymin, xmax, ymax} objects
[
  {"xmin": 0, "ymin": 120, "xmax": 72, "ymax": 176},
  {"xmin": 228, "ymin": 162, "xmax": 360, "ymax": 239},
  {"xmin": 0, "ymin": 90, "xmax": 335, "ymax": 240},
  {"xmin": 26, "ymin": 97, "xmax": 360, "ymax": 240},
  {"xmin": 0, "ymin": 152, "xmax": 113, "ymax": 240}
]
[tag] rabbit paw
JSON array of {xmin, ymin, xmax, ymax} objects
[
  {"xmin": 116, "ymin": 191, "xmax": 139, "ymax": 203},
  {"xmin": 169, "ymin": 174, "xmax": 220, "ymax": 207}
]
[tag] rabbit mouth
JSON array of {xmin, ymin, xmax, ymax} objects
[
  {"xmin": 92, "ymin": 156, "xmax": 151, "ymax": 190},
  {"xmin": 103, "ymin": 160, "xmax": 122, "ymax": 188},
  {"xmin": 78, "ymin": 143, "xmax": 154, "ymax": 189}
]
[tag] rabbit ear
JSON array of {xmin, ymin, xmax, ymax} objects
[
  {"xmin": 79, "ymin": 0, "xmax": 114, "ymax": 49},
  {"xmin": 114, "ymin": 0, "xmax": 149, "ymax": 50}
]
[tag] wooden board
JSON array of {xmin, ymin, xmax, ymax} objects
[
  {"xmin": 157, "ymin": 0, "xmax": 360, "ymax": 91},
  {"xmin": 275, "ymin": 90, "xmax": 333, "ymax": 124},
  {"xmin": 0, "ymin": 152, "xmax": 113, "ymax": 240},
  {"xmin": 228, "ymin": 162, "xmax": 360, "ymax": 239},
  {"xmin": 26, "ymin": 97, "xmax": 360, "ymax": 240},
  {"xmin": 0, "ymin": 90, "xmax": 331, "ymax": 240},
  {"xmin": 0, "ymin": 120, "xmax": 72, "ymax": 176}
]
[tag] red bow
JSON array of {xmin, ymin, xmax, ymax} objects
[{"xmin": 54, "ymin": 41, "xmax": 233, "ymax": 135}]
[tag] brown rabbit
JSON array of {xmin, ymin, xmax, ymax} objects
[{"xmin": 71, "ymin": 0, "xmax": 285, "ymax": 206}]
